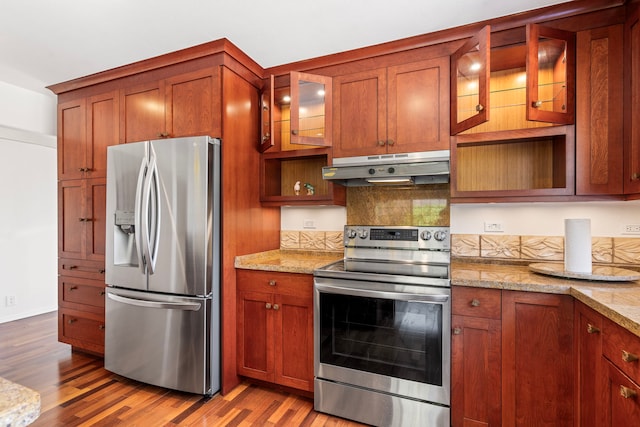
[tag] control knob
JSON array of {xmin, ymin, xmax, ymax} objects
[
  {"xmin": 434, "ymin": 230, "xmax": 448, "ymax": 241},
  {"xmin": 368, "ymin": 168, "xmax": 376, "ymax": 175},
  {"xmin": 358, "ymin": 229, "xmax": 369, "ymax": 239},
  {"xmin": 420, "ymin": 230, "xmax": 432, "ymax": 240},
  {"xmin": 346, "ymin": 229, "xmax": 357, "ymax": 239}
]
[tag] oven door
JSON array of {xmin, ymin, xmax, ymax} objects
[{"xmin": 314, "ymin": 277, "xmax": 450, "ymax": 406}]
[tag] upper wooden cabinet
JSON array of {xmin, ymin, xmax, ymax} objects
[
  {"xmin": 58, "ymin": 91, "xmax": 119, "ymax": 180},
  {"xmin": 120, "ymin": 67, "xmax": 222, "ymax": 143},
  {"xmin": 332, "ymin": 57, "xmax": 450, "ymax": 158},
  {"xmin": 576, "ymin": 25, "xmax": 624, "ymax": 196},
  {"xmin": 262, "ymin": 71, "xmax": 332, "ymax": 152},
  {"xmin": 625, "ymin": 5, "xmax": 640, "ymax": 195},
  {"xmin": 451, "ymin": 24, "xmax": 575, "ymax": 135}
]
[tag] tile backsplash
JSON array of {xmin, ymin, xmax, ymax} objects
[
  {"xmin": 281, "ymin": 231, "xmax": 343, "ymax": 252},
  {"xmin": 453, "ymin": 234, "xmax": 640, "ymax": 265}
]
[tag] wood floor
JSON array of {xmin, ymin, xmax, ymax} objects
[{"xmin": 0, "ymin": 311, "xmax": 366, "ymax": 426}]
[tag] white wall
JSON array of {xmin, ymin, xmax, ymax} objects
[
  {"xmin": 281, "ymin": 199, "xmax": 640, "ymax": 238},
  {"xmin": 0, "ymin": 81, "xmax": 57, "ymax": 323}
]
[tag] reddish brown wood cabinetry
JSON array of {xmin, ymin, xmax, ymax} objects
[
  {"xmin": 574, "ymin": 301, "xmax": 603, "ymax": 427},
  {"xmin": 451, "ymin": 287, "xmax": 502, "ymax": 427},
  {"xmin": 332, "ymin": 57, "xmax": 449, "ymax": 158},
  {"xmin": 625, "ymin": 5, "xmax": 640, "ymax": 195},
  {"xmin": 501, "ymin": 291, "xmax": 574, "ymax": 426},
  {"xmin": 576, "ymin": 25, "xmax": 624, "ymax": 195},
  {"xmin": 236, "ymin": 269, "xmax": 313, "ymax": 392}
]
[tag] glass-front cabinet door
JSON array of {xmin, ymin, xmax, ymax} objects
[
  {"xmin": 289, "ymin": 71, "xmax": 332, "ymax": 147},
  {"xmin": 526, "ymin": 23, "xmax": 575, "ymax": 124},
  {"xmin": 267, "ymin": 71, "xmax": 332, "ymax": 151},
  {"xmin": 450, "ymin": 24, "xmax": 575, "ymax": 135},
  {"xmin": 451, "ymin": 26, "xmax": 490, "ymax": 135}
]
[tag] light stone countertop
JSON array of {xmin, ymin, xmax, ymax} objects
[
  {"xmin": 235, "ymin": 250, "xmax": 640, "ymax": 338},
  {"xmin": 452, "ymin": 261, "xmax": 640, "ymax": 338},
  {"xmin": 235, "ymin": 249, "xmax": 342, "ymax": 275},
  {"xmin": 0, "ymin": 377, "xmax": 40, "ymax": 426}
]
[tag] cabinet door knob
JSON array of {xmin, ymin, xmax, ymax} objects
[
  {"xmin": 98, "ymin": 269, "xmax": 105, "ymax": 274},
  {"xmin": 100, "ymin": 291, "xmax": 105, "ymax": 296},
  {"xmin": 453, "ymin": 327, "xmax": 462, "ymax": 335},
  {"xmin": 470, "ymin": 299, "xmax": 480, "ymax": 307},
  {"xmin": 273, "ymin": 304, "xmax": 280, "ymax": 311},
  {"xmin": 632, "ymin": 173, "xmax": 640, "ymax": 181},
  {"xmin": 268, "ymin": 280, "xmax": 276, "ymax": 286},
  {"xmin": 157, "ymin": 132, "xmax": 170, "ymax": 138},
  {"xmin": 67, "ymin": 318, "xmax": 77, "ymax": 324},
  {"xmin": 532, "ymin": 100, "xmax": 543, "ymax": 108},
  {"xmin": 265, "ymin": 303, "xmax": 272, "ymax": 310},
  {"xmin": 98, "ymin": 325, "xmax": 105, "ymax": 330},
  {"xmin": 586, "ymin": 324, "xmax": 600, "ymax": 334},
  {"xmin": 475, "ymin": 104, "xmax": 484, "ymax": 112},
  {"xmin": 387, "ymin": 139, "xmax": 395, "ymax": 146},
  {"xmin": 620, "ymin": 385, "xmax": 638, "ymax": 399},
  {"xmin": 377, "ymin": 140, "xmax": 386, "ymax": 147},
  {"xmin": 291, "ymin": 130, "xmax": 299, "ymax": 136},
  {"xmin": 622, "ymin": 350, "xmax": 639, "ymax": 363}
]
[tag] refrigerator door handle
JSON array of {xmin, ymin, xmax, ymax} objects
[
  {"xmin": 141, "ymin": 152, "xmax": 161, "ymax": 275},
  {"xmin": 134, "ymin": 157, "xmax": 148, "ymax": 275},
  {"xmin": 107, "ymin": 292, "xmax": 201, "ymax": 311}
]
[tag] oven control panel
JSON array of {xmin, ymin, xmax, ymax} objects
[{"xmin": 344, "ymin": 225, "xmax": 450, "ymax": 250}]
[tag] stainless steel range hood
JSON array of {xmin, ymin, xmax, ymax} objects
[{"xmin": 322, "ymin": 150, "xmax": 449, "ymax": 186}]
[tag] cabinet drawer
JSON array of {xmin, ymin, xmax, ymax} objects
[
  {"xmin": 236, "ymin": 269, "xmax": 312, "ymax": 298},
  {"xmin": 603, "ymin": 318, "xmax": 640, "ymax": 383},
  {"xmin": 58, "ymin": 276, "xmax": 105, "ymax": 313},
  {"xmin": 58, "ymin": 309, "xmax": 105, "ymax": 354},
  {"xmin": 452, "ymin": 286, "xmax": 501, "ymax": 319},
  {"xmin": 59, "ymin": 258, "xmax": 105, "ymax": 280}
]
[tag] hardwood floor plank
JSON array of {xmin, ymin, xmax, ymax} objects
[{"xmin": 0, "ymin": 312, "xmax": 367, "ymax": 426}]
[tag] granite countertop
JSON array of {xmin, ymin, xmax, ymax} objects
[
  {"xmin": 452, "ymin": 261, "xmax": 640, "ymax": 337},
  {"xmin": 0, "ymin": 377, "xmax": 40, "ymax": 426},
  {"xmin": 235, "ymin": 249, "xmax": 342, "ymax": 275},
  {"xmin": 235, "ymin": 250, "xmax": 640, "ymax": 338}
]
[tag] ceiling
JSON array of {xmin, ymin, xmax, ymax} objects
[{"xmin": 1, "ymin": 0, "xmax": 573, "ymax": 95}]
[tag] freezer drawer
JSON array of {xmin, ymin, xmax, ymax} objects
[{"xmin": 105, "ymin": 288, "xmax": 218, "ymax": 395}]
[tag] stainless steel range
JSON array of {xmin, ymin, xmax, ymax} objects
[{"xmin": 313, "ymin": 225, "xmax": 451, "ymax": 427}]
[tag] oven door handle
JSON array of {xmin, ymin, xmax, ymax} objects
[{"xmin": 315, "ymin": 283, "xmax": 449, "ymax": 303}]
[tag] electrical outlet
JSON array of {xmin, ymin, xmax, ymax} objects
[
  {"xmin": 303, "ymin": 219, "xmax": 315, "ymax": 229},
  {"xmin": 623, "ymin": 224, "xmax": 640, "ymax": 234},
  {"xmin": 5, "ymin": 296, "xmax": 16, "ymax": 307},
  {"xmin": 484, "ymin": 222, "xmax": 504, "ymax": 232}
]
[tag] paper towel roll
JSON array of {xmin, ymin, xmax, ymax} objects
[{"xmin": 564, "ymin": 218, "xmax": 592, "ymax": 274}]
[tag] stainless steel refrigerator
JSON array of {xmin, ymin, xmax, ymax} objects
[{"xmin": 104, "ymin": 136, "xmax": 220, "ymax": 396}]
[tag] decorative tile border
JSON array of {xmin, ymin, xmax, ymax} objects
[
  {"xmin": 453, "ymin": 233, "xmax": 640, "ymax": 266},
  {"xmin": 280, "ymin": 231, "xmax": 343, "ymax": 252}
]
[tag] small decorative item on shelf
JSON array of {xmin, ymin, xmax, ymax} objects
[
  {"xmin": 304, "ymin": 183, "xmax": 315, "ymax": 195},
  {"xmin": 294, "ymin": 181, "xmax": 301, "ymax": 196}
]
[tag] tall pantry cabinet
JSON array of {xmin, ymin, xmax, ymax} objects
[{"xmin": 49, "ymin": 40, "xmax": 281, "ymax": 394}]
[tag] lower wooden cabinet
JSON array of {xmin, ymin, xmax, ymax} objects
[
  {"xmin": 452, "ymin": 288, "xmax": 575, "ymax": 427},
  {"xmin": 236, "ymin": 269, "xmax": 313, "ymax": 392},
  {"xmin": 502, "ymin": 291, "xmax": 574, "ymax": 426},
  {"xmin": 574, "ymin": 301, "xmax": 603, "ymax": 427},
  {"xmin": 601, "ymin": 360, "xmax": 640, "ymax": 425},
  {"xmin": 451, "ymin": 287, "xmax": 502, "ymax": 427}
]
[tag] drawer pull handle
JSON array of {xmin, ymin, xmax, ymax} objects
[
  {"xmin": 69, "ymin": 286, "xmax": 78, "ymax": 291},
  {"xmin": 98, "ymin": 325, "xmax": 105, "ymax": 330},
  {"xmin": 265, "ymin": 303, "xmax": 272, "ymax": 310},
  {"xmin": 67, "ymin": 265, "xmax": 78, "ymax": 270},
  {"xmin": 632, "ymin": 173, "xmax": 640, "ymax": 181},
  {"xmin": 273, "ymin": 304, "xmax": 280, "ymax": 311},
  {"xmin": 100, "ymin": 291, "xmax": 105, "ymax": 296},
  {"xmin": 268, "ymin": 280, "xmax": 276, "ymax": 286},
  {"xmin": 586, "ymin": 324, "xmax": 600, "ymax": 334},
  {"xmin": 67, "ymin": 318, "xmax": 77, "ymax": 324},
  {"xmin": 470, "ymin": 299, "xmax": 480, "ymax": 307},
  {"xmin": 453, "ymin": 327, "xmax": 462, "ymax": 335},
  {"xmin": 620, "ymin": 385, "xmax": 638, "ymax": 399},
  {"xmin": 99, "ymin": 269, "xmax": 105, "ymax": 274},
  {"xmin": 622, "ymin": 350, "xmax": 639, "ymax": 363}
]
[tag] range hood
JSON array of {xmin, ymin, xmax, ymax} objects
[{"xmin": 322, "ymin": 150, "xmax": 450, "ymax": 186}]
